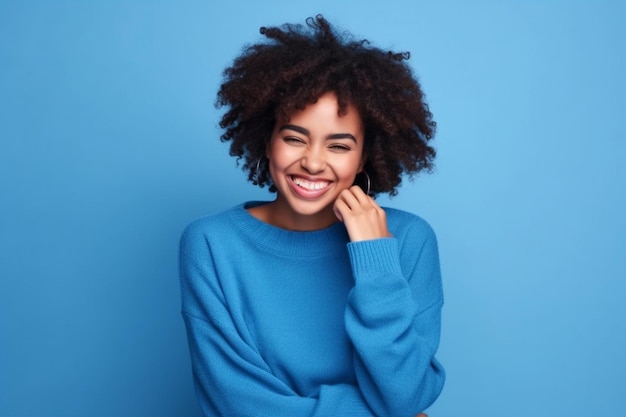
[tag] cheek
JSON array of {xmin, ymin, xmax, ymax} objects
[
  {"xmin": 267, "ymin": 142, "xmax": 299, "ymax": 179},
  {"xmin": 335, "ymin": 155, "xmax": 364, "ymax": 181},
  {"xmin": 268, "ymin": 144, "xmax": 292, "ymax": 169}
]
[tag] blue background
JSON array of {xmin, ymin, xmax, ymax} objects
[{"xmin": 1, "ymin": 1, "xmax": 625, "ymax": 416}]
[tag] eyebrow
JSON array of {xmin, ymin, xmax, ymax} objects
[{"xmin": 279, "ymin": 124, "xmax": 357, "ymax": 142}]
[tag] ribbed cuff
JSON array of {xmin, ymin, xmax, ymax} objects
[{"xmin": 346, "ymin": 238, "xmax": 402, "ymax": 279}]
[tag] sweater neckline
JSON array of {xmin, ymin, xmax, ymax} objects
[{"xmin": 226, "ymin": 201, "xmax": 350, "ymax": 257}]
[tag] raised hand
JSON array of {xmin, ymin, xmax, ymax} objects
[{"xmin": 333, "ymin": 185, "xmax": 392, "ymax": 242}]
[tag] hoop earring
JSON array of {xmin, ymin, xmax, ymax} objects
[
  {"xmin": 253, "ymin": 159, "xmax": 262, "ymax": 185},
  {"xmin": 361, "ymin": 171, "xmax": 371, "ymax": 196}
]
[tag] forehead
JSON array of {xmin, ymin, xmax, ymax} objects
[{"xmin": 280, "ymin": 92, "xmax": 363, "ymax": 132}]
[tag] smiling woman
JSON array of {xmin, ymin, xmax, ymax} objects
[
  {"xmin": 179, "ymin": 15, "xmax": 444, "ymax": 417},
  {"xmin": 250, "ymin": 92, "xmax": 366, "ymax": 231}
]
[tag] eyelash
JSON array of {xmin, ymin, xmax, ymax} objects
[
  {"xmin": 284, "ymin": 136, "xmax": 305, "ymax": 144},
  {"xmin": 284, "ymin": 137, "xmax": 351, "ymax": 151},
  {"xmin": 329, "ymin": 144, "xmax": 350, "ymax": 151}
]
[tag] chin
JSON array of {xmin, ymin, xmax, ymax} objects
[
  {"xmin": 279, "ymin": 192, "xmax": 337, "ymax": 218},
  {"xmin": 289, "ymin": 200, "xmax": 334, "ymax": 217}
]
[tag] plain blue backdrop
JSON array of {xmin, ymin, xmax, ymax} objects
[{"xmin": 1, "ymin": 1, "xmax": 625, "ymax": 416}]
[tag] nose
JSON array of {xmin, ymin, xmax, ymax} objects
[{"xmin": 300, "ymin": 146, "xmax": 326, "ymax": 174}]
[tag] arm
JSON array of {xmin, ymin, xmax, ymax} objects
[
  {"xmin": 179, "ymin": 222, "xmax": 377, "ymax": 416},
  {"xmin": 335, "ymin": 187, "xmax": 446, "ymax": 416}
]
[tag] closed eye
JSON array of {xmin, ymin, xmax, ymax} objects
[
  {"xmin": 329, "ymin": 143, "xmax": 351, "ymax": 151},
  {"xmin": 284, "ymin": 136, "xmax": 306, "ymax": 145}
]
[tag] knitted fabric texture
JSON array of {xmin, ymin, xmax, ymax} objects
[{"xmin": 180, "ymin": 202, "xmax": 445, "ymax": 416}]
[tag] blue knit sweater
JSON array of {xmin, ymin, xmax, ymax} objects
[{"xmin": 179, "ymin": 202, "xmax": 445, "ymax": 416}]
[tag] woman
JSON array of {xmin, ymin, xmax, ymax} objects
[{"xmin": 180, "ymin": 15, "xmax": 445, "ymax": 416}]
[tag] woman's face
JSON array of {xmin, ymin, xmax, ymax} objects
[{"xmin": 266, "ymin": 91, "xmax": 365, "ymax": 229}]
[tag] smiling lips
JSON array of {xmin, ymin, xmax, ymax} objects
[{"xmin": 288, "ymin": 175, "xmax": 332, "ymax": 199}]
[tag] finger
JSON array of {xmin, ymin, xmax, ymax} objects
[
  {"xmin": 336, "ymin": 187, "xmax": 361, "ymax": 210},
  {"xmin": 333, "ymin": 195, "xmax": 351, "ymax": 221},
  {"xmin": 347, "ymin": 185, "xmax": 381, "ymax": 211},
  {"xmin": 332, "ymin": 201, "xmax": 344, "ymax": 222},
  {"xmin": 348, "ymin": 184, "xmax": 371, "ymax": 204},
  {"xmin": 350, "ymin": 185, "xmax": 380, "ymax": 208}
]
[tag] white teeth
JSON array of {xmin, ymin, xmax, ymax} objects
[{"xmin": 292, "ymin": 176, "xmax": 329, "ymax": 190}]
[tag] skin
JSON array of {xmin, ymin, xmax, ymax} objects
[{"xmin": 248, "ymin": 92, "xmax": 391, "ymax": 242}]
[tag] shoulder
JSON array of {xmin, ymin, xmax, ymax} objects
[
  {"xmin": 382, "ymin": 208, "xmax": 442, "ymax": 293},
  {"xmin": 180, "ymin": 203, "xmax": 245, "ymax": 248},
  {"xmin": 382, "ymin": 206, "xmax": 437, "ymax": 242}
]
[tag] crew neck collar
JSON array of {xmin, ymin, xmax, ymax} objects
[{"xmin": 226, "ymin": 201, "xmax": 350, "ymax": 257}]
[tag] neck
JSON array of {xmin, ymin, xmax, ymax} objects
[{"xmin": 248, "ymin": 199, "xmax": 339, "ymax": 232}]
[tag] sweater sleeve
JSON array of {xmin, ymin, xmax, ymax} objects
[
  {"xmin": 345, "ymin": 225, "xmax": 445, "ymax": 417},
  {"xmin": 179, "ymin": 223, "xmax": 377, "ymax": 417}
]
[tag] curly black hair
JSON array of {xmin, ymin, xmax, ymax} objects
[{"xmin": 217, "ymin": 14, "xmax": 436, "ymax": 196}]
